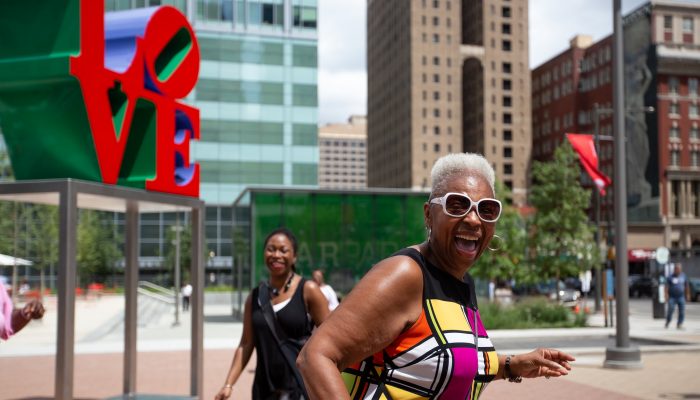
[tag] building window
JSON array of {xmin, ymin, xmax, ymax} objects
[
  {"xmin": 690, "ymin": 78, "xmax": 699, "ymax": 96},
  {"xmin": 433, "ymin": 108, "xmax": 440, "ymax": 117},
  {"xmin": 669, "ymin": 77, "xmax": 679, "ymax": 94},
  {"xmin": 433, "ymin": 0, "xmax": 439, "ymax": 8},
  {"xmin": 503, "ymin": 79, "xmax": 512, "ymax": 91},
  {"xmin": 434, "ymin": 126, "xmax": 440, "ymax": 135},
  {"xmin": 504, "ymin": 147, "xmax": 513, "ymax": 158},
  {"xmin": 503, "ymin": 130, "xmax": 513, "ymax": 141},
  {"xmin": 504, "ymin": 163, "xmax": 513, "ymax": 174},
  {"xmin": 502, "ymin": 23, "xmax": 511, "ymax": 35},
  {"xmin": 503, "ymin": 96, "xmax": 512, "ymax": 107},
  {"xmin": 670, "ymin": 102, "xmax": 680, "ymax": 115},
  {"xmin": 503, "ymin": 62, "xmax": 512, "ymax": 74},
  {"xmin": 433, "ymin": 34, "xmax": 440, "ymax": 43},
  {"xmin": 693, "ymin": 151, "xmax": 700, "ymax": 167},
  {"xmin": 692, "ymin": 126, "xmax": 699, "ymax": 140},
  {"xmin": 664, "ymin": 15, "xmax": 674, "ymax": 42},
  {"xmin": 683, "ymin": 16, "xmax": 694, "ymax": 33},
  {"xmin": 502, "ymin": 40, "xmax": 512, "ymax": 51},
  {"xmin": 502, "ymin": 6, "xmax": 511, "ymax": 18},
  {"xmin": 433, "ymin": 56, "xmax": 440, "ymax": 66},
  {"xmin": 670, "ymin": 126, "xmax": 680, "ymax": 139},
  {"xmin": 434, "ymin": 143, "xmax": 441, "ymax": 152},
  {"xmin": 671, "ymin": 180, "xmax": 681, "ymax": 217},
  {"xmin": 690, "ymin": 103, "xmax": 699, "ymax": 118},
  {"xmin": 433, "ymin": 91, "xmax": 440, "ymax": 100},
  {"xmin": 433, "ymin": 16, "xmax": 439, "ymax": 26},
  {"xmin": 504, "ymin": 180, "xmax": 513, "ymax": 191},
  {"xmin": 503, "ymin": 113, "xmax": 512, "ymax": 124},
  {"xmin": 433, "ymin": 74, "xmax": 440, "ymax": 83},
  {"xmin": 671, "ymin": 150, "xmax": 680, "ymax": 167}
]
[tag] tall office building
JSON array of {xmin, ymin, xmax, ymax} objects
[
  {"xmin": 102, "ymin": 0, "xmax": 319, "ymax": 273},
  {"xmin": 532, "ymin": 1, "xmax": 700, "ymax": 260},
  {"xmin": 318, "ymin": 115, "xmax": 367, "ymax": 189},
  {"xmin": 367, "ymin": 0, "xmax": 531, "ymax": 205}
]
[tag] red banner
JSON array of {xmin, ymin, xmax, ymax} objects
[{"xmin": 566, "ymin": 133, "xmax": 612, "ymax": 195}]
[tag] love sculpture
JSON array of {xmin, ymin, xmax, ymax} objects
[{"xmin": 0, "ymin": 1, "xmax": 200, "ymax": 197}]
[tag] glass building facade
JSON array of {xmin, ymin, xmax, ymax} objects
[
  {"xmin": 104, "ymin": 0, "xmax": 319, "ymax": 273},
  {"xmin": 233, "ymin": 188, "xmax": 430, "ymax": 304}
]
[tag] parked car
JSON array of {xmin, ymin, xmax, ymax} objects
[
  {"xmin": 536, "ymin": 280, "xmax": 581, "ymax": 305},
  {"xmin": 628, "ymin": 275, "xmax": 654, "ymax": 298},
  {"xmin": 689, "ymin": 277, "xmax": 700, "ymax": 302}
]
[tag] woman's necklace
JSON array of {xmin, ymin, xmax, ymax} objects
[{"xmin": 270, "ymin": 272, "xmax": 295, "ymax": 298}]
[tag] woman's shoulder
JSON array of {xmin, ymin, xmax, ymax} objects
[{"xmin": 366, "ymin": 248, "xmax": 424, "ymax": 289}]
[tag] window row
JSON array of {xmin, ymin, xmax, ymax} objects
[
  {"xmin": 320, "ymin": 141, "xmax": 366, "ymax": 147},
  {"xmin": 667, "ymin": 77, "xmax": 699, "ymax": 96},
  {"xmin": 669, "ymin": 125, "xmax": 700, "ymax": 140},
  {"xmin": 668, "ymin": 102, "xmax": 700, "ymax": 118}
]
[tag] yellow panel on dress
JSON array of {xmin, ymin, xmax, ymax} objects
[
  {"xmin": 385, "ymin": 384, "xmax": 430, "ymax": 400},
  {"xmin": 486, "ymin": 351, "xmax": 500, "ymax": 375},
  {"xmin": 427, "ymin": 299, "xmax": 472, "ymax": 333}
]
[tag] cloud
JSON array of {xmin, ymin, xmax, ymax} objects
[
  {"xmin": 318, "ymin": 69, "xmax": 367, "ymax": 125},
  {"xmin": 319, "ymin": 0, "xmax": 366, "ymax": 73}
]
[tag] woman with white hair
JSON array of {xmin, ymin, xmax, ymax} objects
[{"xmin": 297, "ymin": 153, "xmax": 575, "ymax": 399}]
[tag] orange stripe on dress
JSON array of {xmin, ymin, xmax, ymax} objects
[{"xmin": 384, "ymin": 310, "xmax": 432, "ymax": 358}]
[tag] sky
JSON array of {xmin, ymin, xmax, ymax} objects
[{"xmin": 317, "ymin": 0, "xmax": 652, "ymax": 125}]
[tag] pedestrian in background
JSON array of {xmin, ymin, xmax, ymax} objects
[
  {"xmin": 215, "ymin": 228, "xmax": 329, "ymax": 400},
  {"xmin": 1, "ymin": 281, "xmax": 44, "ymax": 341},
  {"xmin": 665, "ymin": 263, "xmax": 690, "ymax": 329},
  {"xmin": 312, "ymin": 269, "xmax": 339, "ymax": 311},
  {"xmin": 298, "ymin": 153, "xmax": 575, "ymax": 399},
  {"xmin": 181, "ymin": 282, "xmax": 192, "ymax": 312}
]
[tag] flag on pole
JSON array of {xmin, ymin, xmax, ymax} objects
[{"xmin": 566, "ymin": 133, "xmax": 612, "ymax": 195}]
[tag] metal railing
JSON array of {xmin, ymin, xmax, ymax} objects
[{"xmin": 137, "ymin": 280, "xmax": 175, "ymax": 304}]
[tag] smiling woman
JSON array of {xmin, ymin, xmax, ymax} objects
[
  {"xmin": 297, "ymin": 152, "xmax": 576, "ymax": 400},
  {"xmin": 215, "ymin": 228, "xmax": 329, "ymax": 400}
]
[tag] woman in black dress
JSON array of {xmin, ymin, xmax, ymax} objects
[{"xmin": 215, "ymin": 228, "xmax": 329, "ymax": 400}]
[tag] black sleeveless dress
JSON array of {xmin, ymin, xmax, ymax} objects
[{"xmin": 251, "ymin": 277, "xmax": 312, "ymax": 400}]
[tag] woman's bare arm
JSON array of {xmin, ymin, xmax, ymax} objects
[
  {"xmin": 297, "ymin": 255, "xmax": 424, "ymax": 399},
  {"xmin": 303, "ymin": 279, "xmax": 330, "ymax": 327},
  {"xmin": 214, "ymin": 294, "xmax": 256, "ymax": 400}
]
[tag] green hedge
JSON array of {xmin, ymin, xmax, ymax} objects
[{"xmin": 479, "ymin": 299, "xmax": 587, "ymax": 329}]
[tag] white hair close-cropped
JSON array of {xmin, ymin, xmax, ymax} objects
[{"xmin": 430, "ymin": 153, "xmax": 496, "ymax": 198}]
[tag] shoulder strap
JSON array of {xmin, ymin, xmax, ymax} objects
[{"xmin": 257, "ymin": 281, "xmax": 308, "ymax": 398}]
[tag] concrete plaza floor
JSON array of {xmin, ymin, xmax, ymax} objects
[{"xmin": 1, "ymin": 294, "xmax": 699, "ymax": 399}]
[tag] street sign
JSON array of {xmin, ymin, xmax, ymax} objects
[{"xmin": 655, "ymin": 246, "xmax": 669, "ymax": 265}]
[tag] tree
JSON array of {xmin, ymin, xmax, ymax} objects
[
  {"xmin": 26, "ymin": 205, "xmax": 59, "ymax": 297},
  {"xmin": 529, "ymin": 143, "xmax": 600, "ymax": 296},
  {"xmin": 473, "ymin": 181, "xmax": 529, "ymax": 285},
  {"xmin": 77, "ymin": 210, "xmax": 121, "ymax": 285}
]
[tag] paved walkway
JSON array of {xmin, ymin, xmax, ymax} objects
[{"xmin": 1, "ymin": 294, "xmax": 699, "ymax": 399}]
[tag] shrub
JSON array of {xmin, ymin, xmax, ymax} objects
[{"xmin": 479, "ymin": 298, "xmax": 587, "ymax": 329}]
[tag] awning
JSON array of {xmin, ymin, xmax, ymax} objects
[{"xmin": 0, "ymin": 254, "xmax": 33, "ymax": 266}]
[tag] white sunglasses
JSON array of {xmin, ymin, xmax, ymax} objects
[{"xmin": 430, "ymin": 192, "xmax": 502, "ymax": 222}]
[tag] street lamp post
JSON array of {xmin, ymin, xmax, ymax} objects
[{"xmin": 604, "ymin": 0, "xmax": 642, "ymax": 369}]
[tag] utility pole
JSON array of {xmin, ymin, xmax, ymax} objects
[{"xmin": 604, "ymin": 0, "xmax": 641, "ymax": 369}]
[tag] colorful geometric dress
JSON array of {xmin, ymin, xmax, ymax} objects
[{"xmin": 342, "ymin": 248, "xmax": 499, "ymax": 400}]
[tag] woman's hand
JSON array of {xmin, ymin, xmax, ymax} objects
[
  {"xmin": 22, "ymin": 299, "xmax": 44, "ymax": 320},
  {"xmin": 214, "ymin": 385, "xmax": 232, "ymax": 400},
  {"xmin": 511, "ymin": 348, "xmax": 575, "ymax": 379}
]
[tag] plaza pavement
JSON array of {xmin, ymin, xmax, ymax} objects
[{"xmin": 0, "ymin": 293, "xmax": 699, "ymax": 399}]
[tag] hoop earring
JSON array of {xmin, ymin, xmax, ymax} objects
[
  {"xmin": 426, "ymin": 227, "xmax": 432, "ymax": 244},
  {"xmin": 488, "ymin": 234, "xmax": 504, "ymax": 251}
]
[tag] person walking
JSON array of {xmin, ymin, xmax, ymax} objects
[
  {"xmin": 298, "ymin": 153, "xmax": 574, "ymax": 399},
  {"xmin": 665, "ymin": 263, "xmax": 690, "ymax": 329},
  {"xmin": 181, "ymin": 282, "xmax": 192, "ymax": 312},
  {"xmin": 215, "ymin": 228, "xmax": 329, "ymax": 400}
]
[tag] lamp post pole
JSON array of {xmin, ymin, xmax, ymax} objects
[
  {"xmin": 604, "ymin": 0, "xmax": 641, "ymax": 369},
  {"xmin": 172, "ymin": 214, "xmax": 183, "ymax": 327},
  {"xmin": 593, "ymin": 103, "xmax": 602, "ymax": 313}
]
